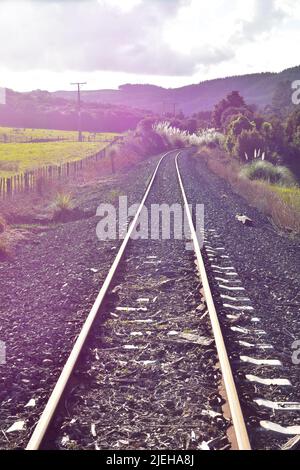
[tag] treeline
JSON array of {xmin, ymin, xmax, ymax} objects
[
  {"xmin": 0, "ymin": 89, "xmax": 147, "ymax": 133},
  {"xmin": 209, "ymin": 90, "xmax": 300, "ymax": 177}
]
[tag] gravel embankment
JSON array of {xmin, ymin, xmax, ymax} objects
[
  {"xmin": 0, "ymin": 154, "xmax": 162, "ymax": 450},
  {"xmin": 179, "ymin": 149, "xmax": 300, "ymax": 450}
]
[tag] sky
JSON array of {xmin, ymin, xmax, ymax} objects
[{"xmin": 0, "ymin": 0, "xmax": 299, "ymax": 92}]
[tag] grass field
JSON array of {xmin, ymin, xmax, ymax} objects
[
  {"xmin": 0, "ymin": 141, "xmax": 109, "ymax": 177},
  {"xmin": 0, "ymin": 126, "xmax": 119, "ymax": 142}
]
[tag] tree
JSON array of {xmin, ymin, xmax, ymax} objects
[
  {"xmin": 227, "ymin": 91, "xmax": 246, "ymax": 108},
  {"xmin": 268, "ymin": 118, "xmax": 286, "ymax": 156},
  {"xmin": 137, "ymin": 117, "xmax": 156, "ymax": 134},
  {"xmin": 228, "ymin": 115, "xmax": 255, "ymax": 137},
  {"xmin": 186, "ymin": 118, "xmax": 198, "ymax": 134},
  {"xmin": 286, "ymin": 109, "xmax": 300, "ymax": 142},
  {"xmin": 213, "ymin": 91, "xmax": 246, "ymax": 128},
  {"xmin": 221, "ymin": 106, "xmax": 253, "ymax": 130},
  {"xmin": 261, "ymin": 122, "xmax": 273, "ymax": 139},
  {"xmin": 224, "ymin": 115, "xmax": 255, "ymax": 155},
  {"xmin": 169, "ymin": 119, "xmax": 184, "ymax": 129},
  {"xmin": 225, "ymin": 133, "xmax": 236, "ymax": 154},
  {"xmin": 212, "ymin": 98, "xmax": 228, "ymax": 129},
  {"xmin": 285, "ymin": 109, "xmax": 300, "ymax": 167},
  {"xmin": 292, "ymin": 126, "xmax": 300, "ymax": 151},
  {"xmin": 192, "ymin": 111, "xmax": 212, "ymax": 129},
  {"xmin": 271, "ymin": 81, "xmax": 294, "ymax": 117},
  {"xmin": 235, "ymin": 129, "xmax": 266, "ymax": 162}
]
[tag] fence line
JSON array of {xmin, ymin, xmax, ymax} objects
[
  {"xmin": 0, "ymin": 135, "xmax": 116, "ymax": 143},
  {"xmin": 0, "ymin": 139, "xmax": 120, "ymax": 199}
]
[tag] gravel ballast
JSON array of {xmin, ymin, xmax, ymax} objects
[
  {"xmin": 0, "ymin": 154, "xmax": 162, "ymax": 450},
  {"xmin": 1, "ymin": 148, "xmax": 299, "ymax": 450},
  {"xmin": 47, "ymin": 153, "xmax": 229, "ymax": 451},
  {"xmin": 179, "ymin": 149, "xmax": 300, "ymax": 450}
]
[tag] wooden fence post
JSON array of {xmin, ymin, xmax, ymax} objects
[
  {"xmin": 24, "ymin": 172, "xmax": 29, "ymax": 192},
  {"xmin": 7, "ymin": 177, "xmax": 12, "ymax": 197}
]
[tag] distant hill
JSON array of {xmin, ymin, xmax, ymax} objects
[
  {"xmin": 0, "ymin": 65, "xmax": 299, "ymax": 132},
  {"xmin": 54, "ymin": 65, "xmax": 300, "ymax": 115},
  {"xmin": 0, "ymin": 89, "xmax": 147, "ymax": 132}
]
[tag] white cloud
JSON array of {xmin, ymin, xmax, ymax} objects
[
  {"xmin": 235, "ymin": 0, "xmax": 288, "ymax": 41},
  {"xmin": 0, "ymin": 0, "xmax": 228, "ymax": 75},
  {"xmin": 0, "ymin": 0, "xmax": 298, "ymax": 91}
]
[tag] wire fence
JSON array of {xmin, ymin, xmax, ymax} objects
[
  {"xmin": 0, "ymin": 139, "xmax": 120, "ymax": 199},
  {"xmin": 0, "ymin": 135, "xmax": 116, "ymax": 143}
]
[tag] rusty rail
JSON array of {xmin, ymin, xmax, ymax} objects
[
  {"xmin": 175, "ymin": 151, "xmax": 251, "ymax": 450},
  {"xmin": 26, "ymin": 149, "xmax": 250, "ymax": 450}
]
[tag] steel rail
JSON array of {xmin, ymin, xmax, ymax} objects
[
  {"xmin": 26, "ymin": 150, "xmax": 173, "ymax": 450},
  {"xmin": 175, "ymin": 151, "xmax": 251, "ymax": 451}
]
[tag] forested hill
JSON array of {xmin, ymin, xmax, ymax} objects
[
  {"xmin": 0, "ymin": 65, "xmax": 299, "ymax": 132},
  {"xmin": 0, "ymin": 89, "xmax": 147, "ymax": 132},
  {"xmin": 54, "ymin": 65, "xmax": 300, "ymax": 115}
]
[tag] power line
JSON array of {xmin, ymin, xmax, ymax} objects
[{"xmin": 70, "ymin": 82, "xmax": 87, "ymax": 142}]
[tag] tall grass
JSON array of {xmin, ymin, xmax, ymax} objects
[
  {"xmin": 54, "ymin": 192, "xmax": 73, "ymax": 211},
  {"xmin": 240, "ymin": 161, "xmax": 296, "ymax": 187},
  {"xmin": 154, "ymin": 122, "xmax": 224, "ymax": 147},
  {"xmin": 196, "ymin": 147, "xmax": 300, "ymax": 234},
  {"xmin": 267, "ymin": 185, "xmax": 300, "ymax": 212},
  {"xmin": 52, "ymin": 191, "xmax": 76, "ymax": 222}
]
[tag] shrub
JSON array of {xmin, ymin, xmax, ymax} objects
[
  {"xmin": 52, "ymin": 191, "xmax": 85, "ymax": 223},
  {"xmin": 240, "ymin": 161, "xmax": 296, "ymax": 186},
  {"xmin": 54, "ymin": 192, "xmax": 73, "ymax": 211},
  {"xmin": 261, "ymin": 121, "xmax": 273, "ymax": 139}
]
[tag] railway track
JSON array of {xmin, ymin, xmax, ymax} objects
[
  {"xmin": 23, "ymin": 150, "xmax": 298, "ymax": 451},
  {"xmin": 27, "ymin": 154, "xmax": 250, "ymax": 450}
]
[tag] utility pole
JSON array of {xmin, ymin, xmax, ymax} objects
[
  {"xmin": 70, "ymin": 82, "xmax": 86, "ymax": 142},
  {"xmin": 172, "ymin": 102, "xmax": 178, "ymax": 118}
]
